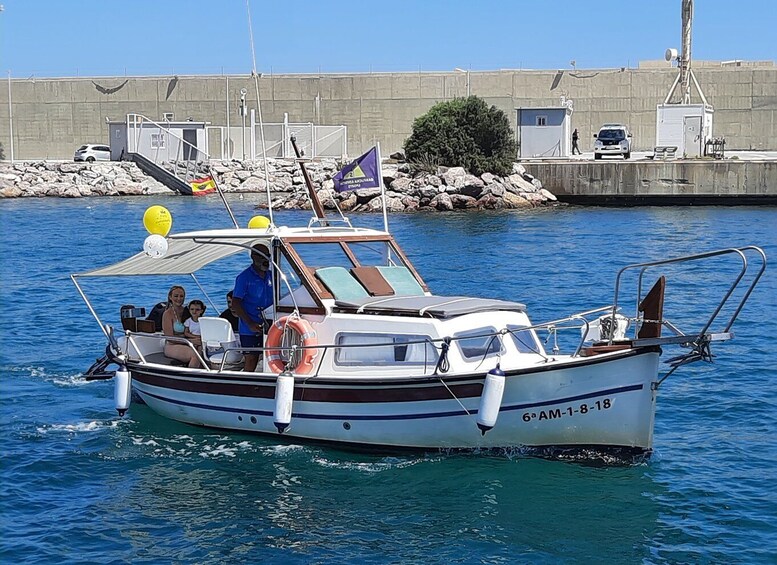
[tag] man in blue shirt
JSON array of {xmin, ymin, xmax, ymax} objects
[{"xmin": 232, "ymin": 243, "xmax": 274, "ymax": 372}]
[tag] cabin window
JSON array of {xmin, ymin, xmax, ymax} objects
[
  {"xmin": 507, "ymin": 325, "xmax": 539, "ymax": 354},
  {"xmin": 277, "ymin": 252, "xmax": 316, "ymax": 308},
  {"xmin": 536, "ymin": 115, "xmax": 547, "ymax": 127},
  {"xmin": 334, "ymin": 333, "xmax": 436, "ymax": 366},
  {"xmin": 455, "ymin": 327, "xmax": 504, "ymax": 360},
  {"xmin": 348, "ymin": 241, "xmax": 403, "ymax": 267},
  {"xmin": 293, "ymin": 242, "xmax": 354, "ymax": 269}
]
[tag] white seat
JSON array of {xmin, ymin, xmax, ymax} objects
[{"xmin": 199, "ymin": 317, "xmax": 243, "ymax": 367}]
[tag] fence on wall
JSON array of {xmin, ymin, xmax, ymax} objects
[{"xmin": 207, "ymin": 115, "xmax": 347, "ymax": 161}]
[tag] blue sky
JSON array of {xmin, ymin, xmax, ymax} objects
[{"xmin": 1, "ymin": 0, "xmax": 774, "ymax": 77}]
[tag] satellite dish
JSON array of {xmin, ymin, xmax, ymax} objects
[{"xmin": 665, "ymin": 48, "xmax": 678, "ymax": 62}]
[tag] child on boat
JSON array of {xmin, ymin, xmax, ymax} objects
[{"xmin": 184, "ymin": 299, "xmax": 206, "ymax": 350}]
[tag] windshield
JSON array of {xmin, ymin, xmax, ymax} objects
[{"xmin": 598, "ymin": 129, "xmax": 626, "ymax": 141}]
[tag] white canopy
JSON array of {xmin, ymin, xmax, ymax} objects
[{"xmin": 75, "ymin": 230, "xmax": 272, "ymax": 277}]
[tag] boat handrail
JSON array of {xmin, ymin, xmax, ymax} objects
[{"xmin": 611, "ymin": 246, "xmax": 766, "ymax": 345}]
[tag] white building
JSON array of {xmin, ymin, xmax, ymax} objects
[
  {"xmin": 108, "ymin": 115, "xmax": 209, "ymax": 162},
  {"xmin": 516, "ymin": 106, "xmax": 573, "ymax": 159},
  {"xmin": 655, "ymin": 104, "xmax": 714, "ymax": 158}
]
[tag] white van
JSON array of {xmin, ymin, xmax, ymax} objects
[{"xmin": 593, "ymin": 125, "xmax": 632, "ymax": 160}]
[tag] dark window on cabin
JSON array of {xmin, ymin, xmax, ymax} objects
[
  {"xmin": 455, "ymin": 327, "xmax": 504, "ymax": 360},
  {"xmin": 334, "ymin": 333, "xmax": 436, "ymax": 366}
]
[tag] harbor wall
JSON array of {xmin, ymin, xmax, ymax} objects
[
  {"xmin": 521, "ymin": 160, "xmax": 777, "ymax": 204},
  {"xmin": 0, "ymin": 64, "xmax": 775, "ymax": 160}
]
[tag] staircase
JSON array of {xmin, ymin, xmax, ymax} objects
[
  {"xmin": 125, "ymin": 113, "xmax": 212, "ymax": 196},
  {"xmin": 128, "ymin": 152, "xmax": 193, "ymax": 195}
]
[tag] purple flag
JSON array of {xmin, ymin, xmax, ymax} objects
[{"xmin": 333, "ymin": 147, "xmax": 381, "ymax": 192}]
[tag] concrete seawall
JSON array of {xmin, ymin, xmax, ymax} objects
[
  {"xmin": 522, "ymin": 160, "xmax": 777, "ymax": 205},
  {"xmin": 1, "ymin": 64, "xmax": 775, "ymax": 160}
]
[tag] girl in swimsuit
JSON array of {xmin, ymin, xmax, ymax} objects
[{"xmin": 162, "ymin": 285, "xmax": 201, "ymax": 368}]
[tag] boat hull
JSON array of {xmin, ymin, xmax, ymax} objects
[{"xmin": 128, "ymin": 348, "xmax": 660, "ymax": 452}]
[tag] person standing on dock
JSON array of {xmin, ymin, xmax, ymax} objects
[{"xmin": 572, "ymin": 129, "xmax": 581, "ymax": 155}]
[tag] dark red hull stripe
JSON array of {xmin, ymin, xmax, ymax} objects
[
  {"xmin": 129, "ymin": 347, "xmax": 654, "ymax": 403},
  {"xmin": 135, "ymin": 383, "xmax": 644, "ymax": 421},
  {"xmin": 132, "ymin": 371, "xmax": 483, "ymax": 402}
]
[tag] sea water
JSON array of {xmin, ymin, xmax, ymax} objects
[{"xmin": 1, "ymin": 197, "xmax": 776, "ymax": 563}]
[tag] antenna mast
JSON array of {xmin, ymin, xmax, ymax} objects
[{"xmin": 680, "ymin": 0, "xmax": 693, "ymax": 104}]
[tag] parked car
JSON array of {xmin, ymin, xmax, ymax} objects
[
  {"xmin": 593, "ymin": 125, "xmax": 632, "ymax": 160},
  {"xmin": 74, "ymin": 144, "xmax": 111, "ymax": 162}
]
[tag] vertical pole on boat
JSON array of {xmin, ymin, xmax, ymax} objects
[
  {"xmin": 208, "ymin": 165, "xmax": 240, "ymax": 228},
  {"xmin": 245, "ymin": 0, "xmax": 274, "ymax": 226},
  {"xmin": 377, "ymin": 142, "xmax": 388, "ymax": 233},
  {"xmin": 290, "ymin": 135, "xmax": 328, "ymax": 225}
]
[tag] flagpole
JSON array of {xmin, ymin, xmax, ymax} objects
[{"xmin": 376, "ymin": 142, "xmax": 388, "ymax": 233}]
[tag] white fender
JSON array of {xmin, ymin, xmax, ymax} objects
[
  {"xmin": 477, "ymin": 364, "xmax": 505, "ymax": 435},
  {"xmin": 273, "ymin": 372, "xmax": 295, "ymax": 433},
  {"xmin": 114, "ymin": 366, "xmax": 131, "ymax": 417}
]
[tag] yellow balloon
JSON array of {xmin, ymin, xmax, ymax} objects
[
  {"xmin": 143, "ymin": 205, "xmax": 172, "ymax": 236},
  {"xmin": 248, "ymin": 215, "xmax": 271, "ymax": 229}
]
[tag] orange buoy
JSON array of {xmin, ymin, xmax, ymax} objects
[{"xmin": 265, "ymin": 316, "xmax": 318, "ymax": 374}]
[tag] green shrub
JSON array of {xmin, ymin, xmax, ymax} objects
[{"xmin": 404, "ymin": 96, "xmax": 516, "ymax": 176}]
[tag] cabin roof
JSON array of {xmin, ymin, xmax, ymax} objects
[{"xmin": 333, "ymin": 295, "xmax": 526, "ymax": 319}]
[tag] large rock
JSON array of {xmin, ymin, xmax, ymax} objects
[
  {"xmin": 540, "ymin": 188, "xmax": 557, "ymax": 201},
  {"xmin": 502, "ymin": 192, "xmax": 533, "ymax": 208},
  {"xmin": 354, "ymin": 187, "xmax": 382, "ymax": 204},
  {"xmin": 238, "ymin": 176, "xmax": 267, "ymax": 192},
  {"xmin": 450, "ymin": 194, "xmax": 478, "ymax": 209},
  {"xmin": 0, "ymin": 185, "xmax": 22, "ymax": 198},
  {"xmin": 338, "ymin": 193, "xmax": 358, "ymax": 211},
  {"xmin": 482, "ymin": 183, "xmax": 505, "ymax": 197},
  {"xmin": 506, "ymin": 174, "xmax": 537, "ymax": 194},
  {"xmin": 416, "ymin": 185, "xmax": 438, "ymax": 199},
  {"xmin": 430, "ymin": 193, "xmax": 454, "ymax": 211},
  {"xmin": 390, "ymin": 177, "xmax": 413, "ymax": 193},
  {"xmin": 477, "ymin": 194, "xmax": 505, "ymax": 210},
  {"xmin": 440, "ymin": 166, "xmax": 467, "ymax": 187}
]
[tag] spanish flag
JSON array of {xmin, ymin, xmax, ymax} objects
[{"xmin": 190, "ymin": 175, "xmax": 217, "ymax": 196}]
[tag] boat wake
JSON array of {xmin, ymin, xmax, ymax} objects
[{"xmin": 36, "ymin": 419, "xmax": 125, "ymax": 435}]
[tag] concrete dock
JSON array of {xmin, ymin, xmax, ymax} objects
[{"xmin": 522, "ymin": 155, "xmax": 777, "ymax": 205}]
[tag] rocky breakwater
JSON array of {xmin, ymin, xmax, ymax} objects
[
  {"xmin": 0, "ymin": 161, "xmax": 169, "ymax": 198},
  {"xmin": 1, "ymin": 158, "xmax": 556, "ymax": 211},
  {"xmin": 209, "ymin": 159, "xmax": 557, "ymax": 211}
]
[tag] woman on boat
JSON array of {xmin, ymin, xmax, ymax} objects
[{"xmin": 162, "ymin": 285, "xmax": 201, "ymax": 368}]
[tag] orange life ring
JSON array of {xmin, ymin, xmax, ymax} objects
[{"xmin": 265, "ymin": 316, "xmax": 318, "ymax": 374}]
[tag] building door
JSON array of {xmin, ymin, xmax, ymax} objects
[
  {"xmin": 182, "ymin": 129, "xmax": 198, "ymax": 161},
  {"xmin": 683, "ymin": 116, "xmax": 702, "ymax": 158}
]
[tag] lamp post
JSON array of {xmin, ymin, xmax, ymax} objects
[
  {"xmin": 240, "ymin": 88, "xmax": 247, "ymax": 161},
  {"xmin": 454, "ymin": 67, "xmax": 470, "ymax": 97},
  {"xmin": 2, "ymin": 5, "xmax": 12, "ymax": 162}
]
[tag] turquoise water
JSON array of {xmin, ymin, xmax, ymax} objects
[{"xmin": 1, "ymin": 197, "xmax": 776, "ymax": 563}]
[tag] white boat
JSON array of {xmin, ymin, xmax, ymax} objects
[{"xmin": 73, "ymin": 151, "xmax": 766, "ymax": 458}]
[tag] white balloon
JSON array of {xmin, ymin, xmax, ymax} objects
[{"xmin": 143, "ymin": 234, "xmax": 168, "ymax": 258}]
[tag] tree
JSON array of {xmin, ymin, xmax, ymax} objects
[{"xmin": 403, "ymin": 96, "xmax": 517, "ymax": 176}]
